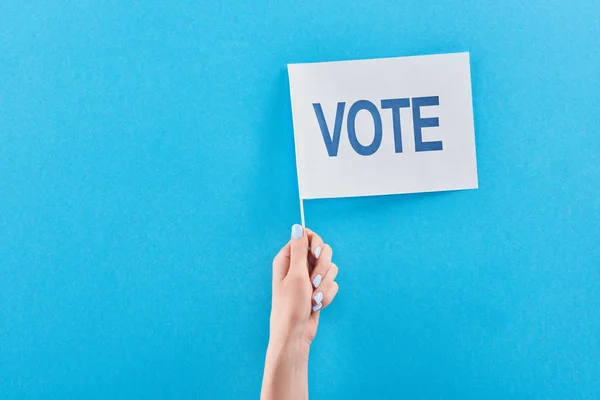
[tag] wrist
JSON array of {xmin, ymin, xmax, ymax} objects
[
  {"xmin": 261, "ymin": 339, "xmax": 310, "ymax": 400},
  {"xmin": 266, "ymin": 338, "xmax": 310, "ymax": 366}
]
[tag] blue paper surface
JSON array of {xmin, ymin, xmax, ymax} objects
[{"xmin": 1, "ymin": 1, "xmax": 599, "ymax": 398}]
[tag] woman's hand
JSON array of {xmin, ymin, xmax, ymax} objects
[
  {"xmin": 261, "ymin": 224, "xmax": 339, "ymax": 400},
  {"xmin": 270, "ymin": 224, "xmax": 338, "ymax": 348}
]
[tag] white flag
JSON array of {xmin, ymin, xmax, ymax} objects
[{"xmin": 288, "ymin": 52, "xmax": 478, "ymax": 200}]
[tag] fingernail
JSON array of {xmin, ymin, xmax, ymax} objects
[
  {"xmin": 313, "ymin": 292, "xmax": 323, "ymax": 304},
  {"xmin": 314, "ymin": 245, "xmax": 321, "ymax": 259},
  {"xmin": 312, "ymin": 274, "xmax": 322, "ymax": 288},
  {"xmin": 312, "ymin": 303, "xmax": 322, "ymax": 312},
  {"xmin": 291, "ymin": 224, "xmax": 303, "ymax": 240}
]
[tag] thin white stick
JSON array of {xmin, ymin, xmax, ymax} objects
[
  {"xmin": 291, "ymin": 125, "xmax": 306, "ymax": 227},
  {"xmin": 299, "ymin": 195, "xmax": 305, "ymax": 228},
  {"xmin": 289, "ymin": 74, "xmax": 306, "ymax": 227}
]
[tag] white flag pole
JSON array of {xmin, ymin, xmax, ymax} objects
[
  {"xmin": 293, "ymin": 130, "xmax": 305, "ymax": 228},
  {"xmin": 299, "ymin": 194, "xmax": 305, "ymax": 228},
  {"xmin": 296, "ymin": 163, "xmax": 305, "ymax": 228}
]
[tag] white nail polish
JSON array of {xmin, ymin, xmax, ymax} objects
[
  {"xmin": 314, "ymin": 292, "xmax": 323, "ymax": 304},
  {"xmin": 312, "ymin": 303, "xmax": 322, "ymax": 312},
  {"xmin": 291, "ymin": 224, "xmax": 303, "ymax": 240},
  {"xmin": 312, "ymin": 274, "xmax": 322, "ymax": 288},
  {"xmin": 314, "ymin": 245, "xmax": 321, "ymax": 259}
]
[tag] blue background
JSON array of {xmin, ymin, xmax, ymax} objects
[{"xmin": 1, "ymin": 1, "xmax": 599, "ymax": 399}]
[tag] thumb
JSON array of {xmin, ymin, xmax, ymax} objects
[{"xmin": 289, "ymin": 224, "xmax": 309, "ymax": 276}]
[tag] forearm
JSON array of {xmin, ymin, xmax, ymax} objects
[{"xmin": 261, "ymin": 341, "xmax": 310, "ymax": 400}]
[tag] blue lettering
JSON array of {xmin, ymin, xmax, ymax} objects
[
  {"xmin": 381, "ymin": 98, "xmax": 410, "ymax": 153},
  {"xmin": 312, "ymin": 102, "xmax": 346, "ymax": 157},
  {"xmin": 347, "ymin": 100, "xmax": 382, "ymax": 156},
  {"xmin": 412, "ymin": 96, "xmax": 442, "ymax": 152}
]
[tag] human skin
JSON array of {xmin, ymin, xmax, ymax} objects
[{"xmin": 260, "ymin": 225, "xmax": 339, "ymax": 400}]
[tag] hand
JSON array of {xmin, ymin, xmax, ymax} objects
[
  {"xmin": 270, "ymin": 224, "xmax": 338, "ymax": 347},
  {"xmin": 261, "ymin": 224, "xmax": 339, "ymax": 400}
]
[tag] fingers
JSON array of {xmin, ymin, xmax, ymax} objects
[
  {"xmin": 306, "ymin": 229, "xmax": 338, "ymax": 313},
  {"xmin": 272, "ymin": 241, "xmax": 291, "ymax": 282},
  {"xmin": 310, "ymin": 242, "xmax": 333, "ymax": 290},
  {"xmin": 312, "ymin": 280, "xmax": 339, "ymax": 312},
  {"xmin": 274, "ymin": 226, "xmax": 322, "ymax": 282},
  {"xmin": 288, "ymin": 224, "xmax": 309, "ymax": 277},
  {"xmin": 278, "ymin": 225, "xmax": 339, "ymax": 315},
  {"xmin": 305, "ymin": 228, "xmax": 324, "ymax": 266},
  {"xmin": 312, "ymin": 262, "xmax": 338, "ymax": 312}
]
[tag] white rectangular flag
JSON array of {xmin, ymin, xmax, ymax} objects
[{"xmin": 287, "ymin": 52, "xmax": 478, "ymax": 201}]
